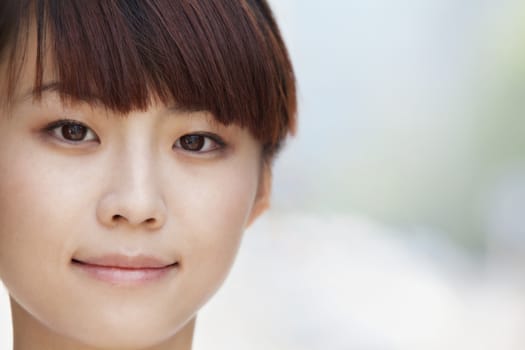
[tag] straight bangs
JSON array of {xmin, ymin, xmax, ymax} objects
[{"xmin": 4, "ymin": 0, "xmax": 296, "ymax": 156}]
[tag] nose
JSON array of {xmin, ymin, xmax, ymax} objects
[{"xmin": 96, "ymin": 151, "xmax": 167, "ymax": 231}]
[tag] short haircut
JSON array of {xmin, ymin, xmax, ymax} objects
[{"xmin": 0, "ymin": 0, "xmax": 297, "ymax": 158}]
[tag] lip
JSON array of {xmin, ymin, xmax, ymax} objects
[{"xmin": 71, "ymin": 254, "xmax": 178, "ymax": 286}]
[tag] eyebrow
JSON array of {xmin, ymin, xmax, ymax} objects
[
  {"xmin": 30, "ymin": 81, "xmax": 61, "ymax": 96},
  {"xmin": 19, "ymin": 81, "xmax": 57, "ymax": 100},
  {"xmin": 19, "ymin": 81, "xmax": 99, "ymax": 104},
  {"xmin": 18, "ymin": 81, "xmax": 208, "ymax": 115}
]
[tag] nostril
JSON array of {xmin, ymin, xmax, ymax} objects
[
  {"xmin": 97, "ymin": 193, "xmax": 166, "ymax": 228},
  {"xmin": 112, "ymin": 214, "xmax": 124, "ymax": 221},
  {"xmin": 105, "ymin": 209, "xmax": 164, "ymax": 227}
]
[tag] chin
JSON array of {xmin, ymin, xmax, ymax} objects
[
  {"xmin": 41, "ymin": 302, "xmax": 196, "ymax": 350},
  {"xmin": 61, "ymin": 318, "xmax": 193, "ymax": 350}
]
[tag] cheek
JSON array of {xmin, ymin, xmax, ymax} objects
[
  {"xmin": 0, "ymin": 147, "xmax": 54, "ymax": 270},
  {"xmin": 170, "ymin": 157, "xmax": 260, "ymax": 299},
  {"xmin": 0, "ymin": 146, "xmax": 89, "ymax": 304}
]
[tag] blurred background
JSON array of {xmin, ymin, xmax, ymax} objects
[{"xmin": 2, "ymin": 0, "xmax": 525, "ymax": 348}]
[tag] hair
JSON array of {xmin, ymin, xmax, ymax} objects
[{"xmin": 0, "ymin": 0, "xmax": 296, "ymax": 159}]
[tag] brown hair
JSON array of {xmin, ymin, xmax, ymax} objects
[{"xmin": 1, "ymin": 0, "xmax": 296, "ymax": 158}]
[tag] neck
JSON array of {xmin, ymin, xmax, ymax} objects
[{"xmin": 10, "ymin": 298, "xmax": 196, "ymax": 350}]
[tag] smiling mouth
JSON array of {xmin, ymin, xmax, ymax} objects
[{"xmin": 71, "ymin": 257, "xmax": 179, "ymax": 285}]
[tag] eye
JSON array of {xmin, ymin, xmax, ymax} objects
[
  {"xmin": 174, "ymin": 133, "xmax": 225, "ymax": 153},
  {"xmin": 45, "ymin": 119, "xmax": 99, "ymax": 143}
]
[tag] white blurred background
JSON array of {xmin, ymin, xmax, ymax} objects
[{"xmin": 2, "ymin": 0, "xmax": 525, "ymax": 348}]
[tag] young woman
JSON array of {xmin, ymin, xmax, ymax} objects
[{"xmin": 0, "ymin": 1, "xmax": 296, "ymax": 349}]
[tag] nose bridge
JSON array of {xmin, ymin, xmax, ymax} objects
[
  {"xmin": 98, "ymin": 131, "xmax": 166, "ymax": 229},
  {"xmin": 120, "ymin": 143, "xmax": 156, "ymax": 202}
]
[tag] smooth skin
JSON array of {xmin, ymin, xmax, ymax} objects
[{"xmin": 0, "ymin": 28, "xmax": 271, "ymax": 350}]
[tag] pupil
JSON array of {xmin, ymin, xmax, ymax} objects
[
  {"xmin": 62, "ymin": 125, "xmax": 87, "ymax": 141},
  {"xmin": 182, "ymin": 135, "xmax": 204, "ymax": 151}
]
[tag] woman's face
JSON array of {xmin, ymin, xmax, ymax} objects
[{"xmin": 0, "ymin": 35, "xmax": 270, "ymax": 348}]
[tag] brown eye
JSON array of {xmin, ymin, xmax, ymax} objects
[
  {"xmin": 62, "ymin": 124, "xmax": 88, "ymax": 141},
  {"xmin": 174, "ymin": 133, "xmax": 225, "ymax": 153},
  {"xmin": 45, "ymin": 120, "xmax": 99, "ymax": 143},
  {"xmin": 180, "ymin": 135, "xmax": 205, "ymax": 151}
]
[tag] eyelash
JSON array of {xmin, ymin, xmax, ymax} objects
[
  {"xmin": 44, "ymin": 119, "xmax": 99, "ymax": 144},
  {"xmin": 43, "ymin": 119, "xmax": 226, "ymax": 153},
  {"xmin": 173, "ymin": 133, "xmax": 226, "ymax": 153}
]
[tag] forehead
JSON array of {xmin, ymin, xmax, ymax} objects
[{"xmin": 1, "ymin": 23, "xmax": 52, "ymax": 101}]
